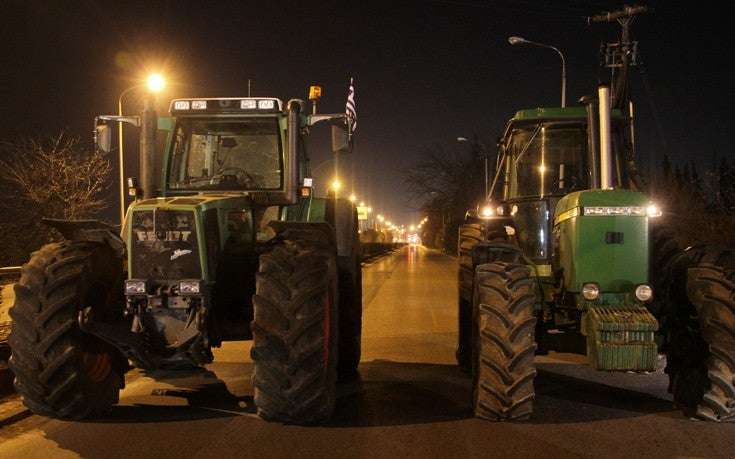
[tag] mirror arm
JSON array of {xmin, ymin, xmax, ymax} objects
[
  {"xmin": 97, "ymin": 115, "xmax": 141, "ymax": 127},
  {"xmin": 307, "ymin": 113, "xmax": 347, "ymax": 127}
]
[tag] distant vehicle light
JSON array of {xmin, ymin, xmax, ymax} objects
[
  {"xmin": 582, "ymin": 283, "xmax": 600, "ymax": 301},
  {"xmin": 241, "ymin": 99, "xmax": 257, "ymax": 109},
  {"xmin": 191, "ymin": 100, "xmax": 207, "ymax": 110},
  {"xmin": 258, "ymin": 99, "xmax": 275, "ymax": 110},
  {"xmin": 174, "ymin": 100, "xmax": 190, "ymax": 110}
]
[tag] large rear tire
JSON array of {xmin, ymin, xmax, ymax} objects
[
  {"xmin": 251, "ymin": 229, "xmax": 339, "ymax": 423},
  {"xmin": 472, "ymin": 262, "xmax": 536, "ymax": 421},
  {"xmin": 8, "ymin": 241, "xmax": 125, "ymax": 419},
  {"xmin": 684, "ymin": 249, "xmax": 735, "ymax": 422}
]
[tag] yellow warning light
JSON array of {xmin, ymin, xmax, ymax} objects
[{"xmin": 309, "ymin": 86, "xmax": 322, "ymax": 101}]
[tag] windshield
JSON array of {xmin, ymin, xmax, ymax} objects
[
  {"xmin": 169, "ymin": 118, "xmax": 283, "ymax": 191},
  {"xmin": 509, "ymin": 124, "xmax": 587, "ymax": 198}
]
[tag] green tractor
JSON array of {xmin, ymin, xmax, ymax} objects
[
  {"xmin": 8, "ymin": 93, "xmax": 362, "ymax": 423},
  {"xmin": 457, "ymin": 86, "xmax": 735, "ymax": 422}
]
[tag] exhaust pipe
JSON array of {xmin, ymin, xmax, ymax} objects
[
  {"xmin": 582, "ymin": 95, "xmax": 600, "ymax": 189},
  {"xmin": 285, "ymin": 99, "xmax": 304, "ymax": 205},
  {"xmin": 598, "ymin": 85, "xmax": 614, "ymax": 189},
  {"xmin": 139, "ymin": 96, "xmax": 157, "ymax": 199}
]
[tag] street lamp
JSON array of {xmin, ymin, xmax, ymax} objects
[
  {"xmin": 330, "ymin": 178, "xmax": 342, "ymax": 196},
  {"xmin": 118, "ymin": 73, "xmax": 166, "ymax": 225},
  {"xmin": 349, "ymin": 194, "xmax": 357, "ymax": 203},
  {"xmin": 508, "ymin": 36, "xmax": 566, "ymax": 108}
]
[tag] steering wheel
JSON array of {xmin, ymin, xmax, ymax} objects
[{"xmin": 217, "ymin": 167, "xmax": 257, "ymax": 186}]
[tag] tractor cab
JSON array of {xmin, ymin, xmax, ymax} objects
[{"xmin": 497, "ymin": 106, "xmax": 634, "ymax": 265}]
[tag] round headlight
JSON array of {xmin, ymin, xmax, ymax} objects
[
  {"xmin": 480, "ymin": 205, "xmax": 494, "ymax": 218},
  {"xmin": 635, "ymin": 284, "xmax": 653, "ymax": 302},
  {"xmin": 582, "ymin": 283, "xmax": 600, "ymax": 301}
]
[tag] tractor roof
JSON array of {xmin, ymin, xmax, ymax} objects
[{"xmin": 511, "ymin": 106, "xmax": 625, "ymax": 123}]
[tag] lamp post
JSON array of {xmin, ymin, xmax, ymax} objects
[
  {"xmin": 508, "ymin": 36, "xmax": 566, "ymax": 108},
  {"xmin": 117, "ymin": 73, "xmax": 166, "ymax": 225}
]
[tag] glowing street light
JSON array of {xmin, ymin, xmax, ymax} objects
[
  {"xmin": 329, "ymin": 177, "xmax": 342, "ymax": 195},
  {"xmin": 359, "ymin": 201, "xmax": 365, "ymax": 207},
  {"xmin": 410, "ymin": 225, "xmax": 416, "ymax": 231},
  {"xmin": 349, "ymin": 194, "xmax": 357, "ymax": 203},
  {"xmin": 146, "ymin": 73, "xmax": 166, "ymax": 93}
]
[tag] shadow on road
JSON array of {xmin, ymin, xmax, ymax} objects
[
  {"xmin": 75, "ymin": 359, "xmax": 675, "ymax": 427},
  {"xmin": 91, "ymin": 367, "xmax": 256, "ymax": 424},
  {"xmin": 530, "ymin": 364, "xmax": 675, "ymax": 424},
  {"xmin": 329, "ymin": 360, "xmax": 473, "ymax": 427}
]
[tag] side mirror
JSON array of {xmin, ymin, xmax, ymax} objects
[
  {"xmin": 331, "ymin": 123, "xmax": 351, "ymax": 154},
  {"xmin": 95, "ymin": 122, "xmax": 112, "ymax": 154}
]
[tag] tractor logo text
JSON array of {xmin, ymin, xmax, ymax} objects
[{"xmin": 136, "ymin": 230, "xmax": 192, "ymax": 242}]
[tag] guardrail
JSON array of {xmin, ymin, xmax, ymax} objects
[
  {"xmin": 360, "ymin": 242, "xmax": 406, "ymax": 260},
  {"xmin": 0, "ymin": 267, "xmax": 21, "ymax": 282}
]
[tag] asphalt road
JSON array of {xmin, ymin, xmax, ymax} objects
[{"xmin": 1, "ymin": 245, "xmax": 734, "ymax": 458}]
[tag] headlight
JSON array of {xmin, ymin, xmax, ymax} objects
[
  {"xmin": 179, "ymin": 280, "xmax": 202, "ymax": 295},
  {"xmin": 581, "ymin": 283, "xmax": 600, "ymax": 301},
  {"xmin": 479, "ymin": 205, "xmax": 494, "ymax": 219},
  {"xmin": 124, "ymin": 279, "xmax": 147, "ymax": 296},
  {"xmin": 646, "ymin": 204, "xmax": 662, "ymax": 218},
  {"xmin": 635, "ymin": 284, "xmax": 653, "ymax": 302}
]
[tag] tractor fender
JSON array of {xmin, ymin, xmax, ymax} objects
[
  {"xmin": 326, "ymin": 199, "xmax": 358, "ymax": 258},
  {"xmin": 268, "ymin": 221, "xmax": 337, "ymax": 247},
  {"xmin": 42, "ymin": 218, "xmax": 125, "ymax": 258}
]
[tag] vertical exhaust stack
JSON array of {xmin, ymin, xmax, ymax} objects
[
  {"xmin": 285, "ymin": 99, "xmax": 303, "ymax": 205},
  {"xmin": 139, "ymin": 96, "xmax": 158, "ymax": 199},
  {"xmin": 582, "ymin": 95, "xmax": 600, "ymax": 189},
  {"xmin": 598, "ymin": 85, "xmax": 614, "ymax": 189}
]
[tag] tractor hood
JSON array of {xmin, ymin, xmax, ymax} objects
[
  {"xmin": 553, "ymin": 189, "xmax": 652, "ymax": 294},
  {"xmin": 124, "ymin": 195, "xmax": 253, "ymax": 281}
]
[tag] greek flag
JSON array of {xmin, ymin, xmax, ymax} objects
[{"xmin": 345, "ymin": 78, "xmax": 357, "ymax": 133}]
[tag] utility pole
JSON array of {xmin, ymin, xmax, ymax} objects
[{"xmin": 589, "ymin": 5, "xmax": 649, "ymax": 110}]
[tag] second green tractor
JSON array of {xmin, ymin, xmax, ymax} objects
[{"xmin": 457, "ymin": 87, "xmax": 735, "ymax": 422}]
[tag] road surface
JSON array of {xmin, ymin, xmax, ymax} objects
[{"xmin": 1, "ymin": 245, "xmax": 734, "ymax": 458}]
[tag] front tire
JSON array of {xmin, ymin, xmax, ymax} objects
[
  {"xmin": 472, "ymin": 262, "xmax": 537, "ymax": 421},
  {"xmin": 251, "ymin": 229, "xmax": 339, "ymax": 423},
  {"xmin": 8, "ymin": 241, "xmax": 125, "ymax": 419}
]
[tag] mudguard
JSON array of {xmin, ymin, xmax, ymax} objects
[{"xmin": 42, "ymin": 218, "xmax": 125, "ymax": 258}]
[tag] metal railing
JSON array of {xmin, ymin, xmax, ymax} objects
[{"xmin": 0, "ymin": 267, "xmax": 21, "ymax": 277}]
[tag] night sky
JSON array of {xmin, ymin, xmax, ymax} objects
[{"xmin": 2, "ymin": 0, "xmax": 732, "ymax": 226}]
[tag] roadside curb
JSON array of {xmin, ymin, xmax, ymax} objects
[{"xmin": 0, "ymin": 395, "xmax": 30, "ymax": 428}]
